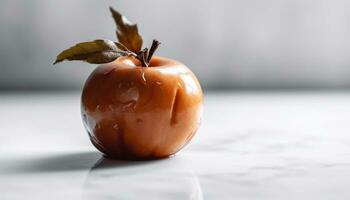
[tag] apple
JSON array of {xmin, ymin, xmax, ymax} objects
[
  {"xmin": 81, "ymin": 56, "xmax": 203, "ymax": 160},
  {"xmin": 54, "ymin": 7, "xmax": 204, "ymax": 160}
]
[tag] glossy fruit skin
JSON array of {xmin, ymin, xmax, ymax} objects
[{"xmin": 81, "ymin": 56, "xmax": 203, "ymax": 160}]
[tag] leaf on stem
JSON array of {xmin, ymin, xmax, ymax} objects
[
  {"xmin": 110, "ymin": 7, "xmax": 143, "ymax": 53},
  {"xmin": 54, "ymin": 40, "xmax": 127, "ymax": 64}
]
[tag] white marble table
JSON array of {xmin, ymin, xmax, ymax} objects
[{"xmin": 1, "ymin": 91, "xmax": 350, "ymax": 199}]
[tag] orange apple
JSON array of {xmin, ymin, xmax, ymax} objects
[{"xmin": 81, "ymin": 56, "xmax": 203, "ymax": 160}]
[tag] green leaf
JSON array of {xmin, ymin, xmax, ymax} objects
[
  {"xmin": 54, "ymin": 40, "xmax": 127, "ymax": 64},
  {"xmin": 110, "ymin": 7, "xmax": 143, "ymax": 53}
]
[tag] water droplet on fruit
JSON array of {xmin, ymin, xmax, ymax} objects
[
  {"xmin": 108, "ymin": 105, "xmax": 115, "ymax": 111},
  {"xmin": 121, "ymin": 101, "xmax": 136, "ymax": 112},
  {"xmin": 96, "ymin": 123, "xmax": 101, "ymax": 130},
  {"xmin": 177, "ymin": 81, "xmax": 182, "ymax": 88},
  {"xmin": 141, "ymin": 71, "xmax": 147, "ymax": 83},
  {"xmin": 103, "ymin": 67, "xmax": 115, "ymax": 75}
]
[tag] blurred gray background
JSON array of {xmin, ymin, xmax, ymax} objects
[{"xmin": 1, "ymin": 0, "xmax": 350, "ymax": 91}]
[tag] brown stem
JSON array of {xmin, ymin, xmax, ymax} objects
[
  {"xmin": 142, "ymin": 48, "xmax": 149, "ymax": 67},
  {"xmin": 147, "ymin": 39, "xmax": 161, "ymax": 63},
  {"xmin": 121, "ymin": 40, "xmax": 161, "ymax": 67},
  {"xmin": 137, "ymin": 48, "xmax": 149, "ymax": 67}
]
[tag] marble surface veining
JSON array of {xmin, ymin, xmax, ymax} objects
[{"xmin": 1, "ymin": 91, "xmax": 350, "ymax": 199}]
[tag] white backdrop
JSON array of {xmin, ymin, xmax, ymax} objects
[{"xmin": 1, "ymin": 0, "xmax": 350, "ymax": 90}]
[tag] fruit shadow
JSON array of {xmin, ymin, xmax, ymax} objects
[
  {"xmin": 2, "ymin": 151, "xmax": 155, "ymax": 174},
  {"xmin": 91, "ymin": 155, "xmax": 170, "ymax": 171}
]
